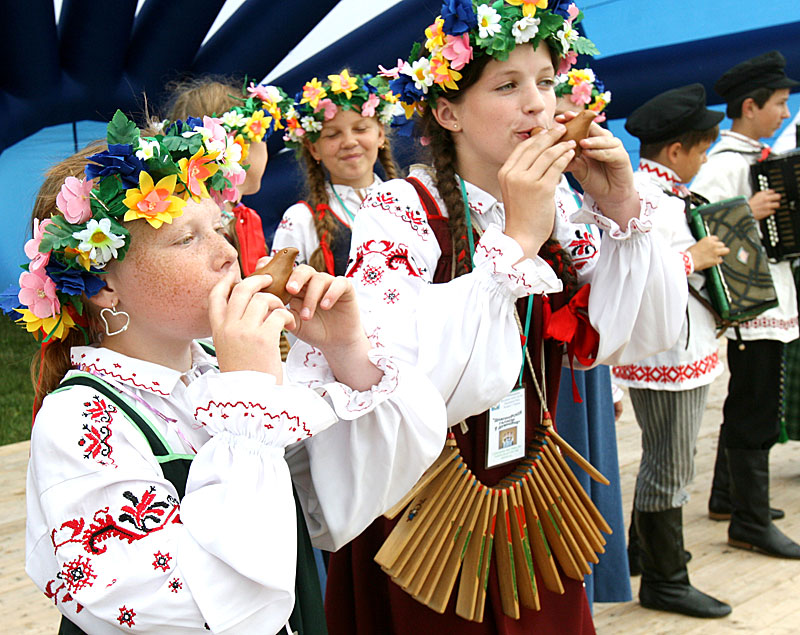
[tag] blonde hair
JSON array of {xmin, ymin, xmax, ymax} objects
[
  {"xmin": 164, "ymin": 76, "xmax": 242, "ymax": 121},
  {"xmin": 302, "ymin": 133, "xmax": 400, "ymax": 273}
]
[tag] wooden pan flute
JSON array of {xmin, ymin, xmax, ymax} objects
[{"xmin": 376, "ymin": 425, "xmax": 612, "ymax": 621}]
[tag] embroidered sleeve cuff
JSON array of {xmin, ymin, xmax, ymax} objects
[
  {"xmin": 571, "ymin": 184, "xmax": 660, "ymax": 240},
  {"xmin": 680, "ymin": 251, "xmax": 695, "ymax": 276},
  {"xmin": 474, "ymin": 224, "xmax": 562, "ymax": 296},
  {"xmin": 187, "ymin": 371, "xmax": 338, "ymax": 447}
]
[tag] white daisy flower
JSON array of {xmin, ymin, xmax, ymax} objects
[
  {"xmin": 72, "ymin": 218, "xmax": 126, "ymax": 267},
  {"xmin": 477, "ymin": 4, "xmax": 502, "ymax": 39},
  {"xmin": 511, "ymin": 16, "xmax": 540, "ymax": 44}
]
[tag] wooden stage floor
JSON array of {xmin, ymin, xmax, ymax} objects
[{"xmin": 2, "ymin": 350, "xmax": 799, "ymax": 633}]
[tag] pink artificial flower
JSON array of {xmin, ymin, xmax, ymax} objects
[
  {"xmin": 571, "ymin": 82, "xmax": 593, "ymax": 105},
  {"xmin": 419, "ymin": 136, "xmax": 431, "ymax": 147},
  {"xmin": 247, "ymin": 82, "xmax": 273, "ymax": 101},
  {"xmin": 56, "ymin": 176, "xmax": 94, "ymax": 224},
  {"xmin": 201, "ymin": 116, "xmax": 227, "ymax": 143},
  {"xmin": 315, "ymin": 98, "xmax": 338, "ymax": 121},
  {"xmin": 558, "ymin": 50, "xmax": 578, "ymax": 74},
  {"xmin": 361, "ymin": 93, "xmax": 381, "ymax": 117},
  {"xmin": 567, "ymin": 3, "xmax": 580, "ymax": 23},
  {"xmin": 378, "ymin": 59, "xmax": 405, "ymax": 79},
  {"xmin": 24, "ymin": 218, "xmax": 54, "ymax": 273},
  {"xmin": 594, "ymin": 112, "xmax": 607, "ymax": 123},
  {"xmin": 18, "ymin": 269, "xmax": 59, "ymax": 319},
  {"xmin": 442, "ymin": 34, "xmax": 473, "ymax": 71}
]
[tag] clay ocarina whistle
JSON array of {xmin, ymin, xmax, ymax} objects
[{"xmin": 250, "ymin": 247, "xmax": 299, "ymax": 304}]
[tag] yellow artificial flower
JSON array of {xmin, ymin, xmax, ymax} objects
[
  {"xmin": 507, "ymin": 0, "xmax": 548, "ymax": 18},
  {"xmin": 301, "ymin": 78, "xmax": 328, "ymax": 110},
  {"xmin": 430, "ymin": 56, "xmax": 462, "ymax": 91},
  {"xmin": 243, "ymin": 110, "xmax": 272, "ymax": 142},
  {"xmin": 234, "ymin": 134, "xmax": 250, "ymax": 163},
  {"xmin": 16, "ymin": 308, "xmax": 76, "ymax": 341},
  {"xmin": 176, "ymin": 147, "xmax": 221, "ymax": 202},
  {"xmin": 328, "ymin": 70, "xmax": 359, "ymax": 99},
  {"xmin": 123, "ymin": 171, "xmax": 187, "ymax": 228},
  {"xmin": 568, "ymin": 68, "xmax": 594, "ymax": 86},
  {"xmin": 425, "ymin": 17, "xmax": 446, "ymax": 52},
  {"xmin": 63, "ymin": 247, "xmax": 92, "ymax": 271},
  {"xmin": 382, "ymin": 90, "xmax": 400, "ymax": 104}
]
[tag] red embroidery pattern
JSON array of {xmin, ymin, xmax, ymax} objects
[
  {"xmin": 566, "ymin": 229, "xmax": 597, "ymax": 271},
  {"xmin": 680, "ymin": 251, "xmax": 693, "ymax": 275},
  {"xmin": 50, "ymin": 488, "xmax": 181, "ymax": 556},
  {"xmin": 387, "ymin": 203, "xmax": 432, "ymax": 239},
  {"xmin": 278, "ymin": 217, "xmax": 292, "ymax": 230},
  {"xmin": 61, "ymin": 555, "xmax": 97, "ymax": 592},
  {"xmin": 613, "ymin": 351, "xmax": 720, "ymax": 384},
  {"xmin": 169, "ymin": 577, "xmax": 183, "ymax": 593},
  {"xmin": 384, "ymin": 289, "xmax": 400, "ymax": 304},
  {"xmin": 475, "ymin": 241, "xmax": 533, "ymax": 291},
  {"xmin": 153, "ymin": 551, "xmax": 172, "ymax": 572},
  {"xmin": 194, "ymin": 403, "xmax": 313, "ymax": 441},
  {"xmin": 44, "ymin": 577, "xmax": 84, "ymax": 613},
  {"xmin": 366, "ymin": 192, "xmax": 398, "ymax": 211},
  {"xmin": 117, "ymin": 605, "xmax": 136, "ymax": 628},
  {"xmin": 740, "ymin": 315, "xmax": 799, "ymax": 331},
  {"xmin": 338, "ymin": 357, "xmax": 400, "ymax": 413},
  {"xmin": 347, "ymin": 240, "xmax": 423, "ymax": 281},
  {"xmin": 78, "ymin": 396, "xmax": 116, "ymax": 467},
  {"xmin": 74, "ymin": 357, "xmax": 170, "ymax": 396},
  {"xmin": 361, "ymin": 265, "xmax": 383, "ymax": 286}
]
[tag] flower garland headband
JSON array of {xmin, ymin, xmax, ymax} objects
[
  {"xmin": 555, "ymin": 66, "xmax": 611, "ymax": 121},
  {"xmin": 282, "ymin": 70, "xmax": 401, "ymax": 149},
  {"xmin": 2, "ymin": 108, "xmax": 259, "ymax": 343},
  {"xmin": 384, "ymin": 0, "xmax": 598, "ymax": 122}
]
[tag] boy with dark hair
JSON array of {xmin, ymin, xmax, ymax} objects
[
  {"xmin": 692, "ymin": 50, "xmax": 800, "ymax": 559},
  {"xmin": 615, "ymin": 83, "xmax": 732, "ymax": 618}
]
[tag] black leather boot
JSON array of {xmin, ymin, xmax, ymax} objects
[
  {"xmin": 709, "ymin": 441, "xmax": 784, "ymax": 521},
  {"xmin": 636, "ymin": 508, "xmax": 731, "ymax": 618},
  {"xmin": 629, "ymin": 503, "xmax": 690, "ymax": 576},
  {"xmin": 727, "ymin": 448, "xmax": 800, "ymax": 558}
]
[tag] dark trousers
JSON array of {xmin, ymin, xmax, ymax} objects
[{"xmin": 721, "ymin": 338, "xmax": 783, "ymax": 450}]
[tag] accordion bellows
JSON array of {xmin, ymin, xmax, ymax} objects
[{"xmin": 687, "ymin": 196, "xmax": 777, "ymax": 324}]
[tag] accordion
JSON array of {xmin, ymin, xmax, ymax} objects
[
  {"xmin": 750, "ymin": 150, "xmax": 800, "ymax": 261},
  {"xmin": 686, "ymin": 196, "xmax": 777, "ymax": 326}
]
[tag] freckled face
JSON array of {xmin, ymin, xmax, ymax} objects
[{"xmin": 107, "ymin": 197, "xmax": 239, "ymax": 340}]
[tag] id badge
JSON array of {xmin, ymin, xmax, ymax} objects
[{"xmin": 485, "ymin": 387, "xmax": 526, "ymax": 469}]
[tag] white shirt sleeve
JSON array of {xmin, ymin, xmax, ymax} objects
[
  {"xmin": 346, "ymin": 178, "xmax": 562, "ymax": 426},
  {"xmin": 26, "ymin": 371, "xmax": 338, "ymax": 634},
  {"xmin": 284, "ymin": 345, "xmax": 448, "ymax": 551},
  {"xmin": 270, "ymin": 202, "xmax": 320, "ymax": 266}
]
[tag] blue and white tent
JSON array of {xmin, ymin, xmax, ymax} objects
[{"xmin": 1, "ymin": 0, "xmax": 798, "ymax": 287}]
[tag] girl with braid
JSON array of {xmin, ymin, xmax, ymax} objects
[
  {"xmin": 325, "ymin": 2, "xmax": 688, "ymax": 634},
  {"xmin": 271, "ymin": 70, "xmax": 400, "ymax": 276}
]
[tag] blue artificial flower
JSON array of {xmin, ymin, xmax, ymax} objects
[
  {"xmin": 85, "ymin": 144, "xmax": 147, "ymax": 189},
  {"xmin": 362, "ymin": 74, "xmax": 379, "ymax": 94},
  {"xmin": 389, "ymin": 74, "xmax": 428, "ymax": 104},
  {"xmin": 45, "ymin": 261, "xmax": 106, "ymax": 299},
  {"xmin": 549, "ymin": 0, "xmax": 574, "ymax": 19},
  {"xmin": 391, "ymin": 113, "xmax": 418, "ymax": 138},
  {"xmin": 440, "ymin": 0, "xmax": 478, "ymax": 35},
  {"xmin": 185, "ymin": 116, "xmax": 204, "ymax": 129},
  {"xmin": 595, "ymin": 78, "xmax": 605, "ymax": 93},
  {"xmin": 0, "ymin": 284, "xmax": 21, "ymax": 317}
]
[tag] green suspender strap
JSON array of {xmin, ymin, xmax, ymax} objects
[
  {"xmin": 57, "ymin": 372, "xmax": 194, "ymax": 498},
  {"xmin": 55, "ymin": 368, "xmax": 326, "ymax": 635}
]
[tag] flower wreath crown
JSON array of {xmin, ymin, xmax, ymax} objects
[
  {"xmin": 282, "ymin": 69, "xmax": 401, "ymax": 149},
  {"xmin": 384, "ymin": 0, "xmax": 598, "ymax": 125},
  {"xmin": 554, "ymin": 66, "xmax": 611, "ymax": 119},
  {"xmin": 2, "ymin": 107, "xmax": 258, "ymax": 343}
]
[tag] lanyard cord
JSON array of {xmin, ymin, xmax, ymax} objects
[
  {"xmin": 331, "ymin": 184, "xmax": 356, "ymax": 225},
  {"xmin": 458, "ymin": 176, "xmax": 547, "ymax": 403}
]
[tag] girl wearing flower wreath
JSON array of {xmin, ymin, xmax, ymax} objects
[
  {"xmin": 324, "ymin": 1, "xmax": 687, "ymax": 634},
  {"xmin": 164, "ymin": 77, "xmax": 293, "ymax": 276},
  {"xmin": 270, "ymin": 70, "xmax": 401, "ymax": 276},
  {"xmin": 12, "ymin": 110, "xmax": 446, "ymax": 634}
]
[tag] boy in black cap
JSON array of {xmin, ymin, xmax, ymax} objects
[
  {"xmin": 692, "ymin": 50, "xmax": 800, "ymax": 560},
  {"xmin": 616, "ymin": 83, "xmax": 731, "ymax": 618}
]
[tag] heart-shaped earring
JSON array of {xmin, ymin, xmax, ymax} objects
[{"xmin": 100, "ymin": 305, "xmax": 130, "ymax": 337}]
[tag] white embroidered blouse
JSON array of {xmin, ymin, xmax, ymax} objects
[
  {"xmin": 345, "ymin": 165, "xmax": 687, "ymax": 426},
  {"xmin": 26, "ymin": 340, "xmax": 446, "ymax": 633},
  {"xmin": 270, "ymin": 174, "xmax": 384, "ymax": 265},
  {"xmin": 613, "ymin": 160, "xmax": 724, "ymax": 391}
]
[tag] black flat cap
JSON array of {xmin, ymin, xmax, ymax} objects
[
  {"xmin": 715, "ymin": 50, "xmax": 800, "ymax": 102},
  {"xmin": 625, "ymin": 83, "xmax": 724, "ymax": 144}
]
